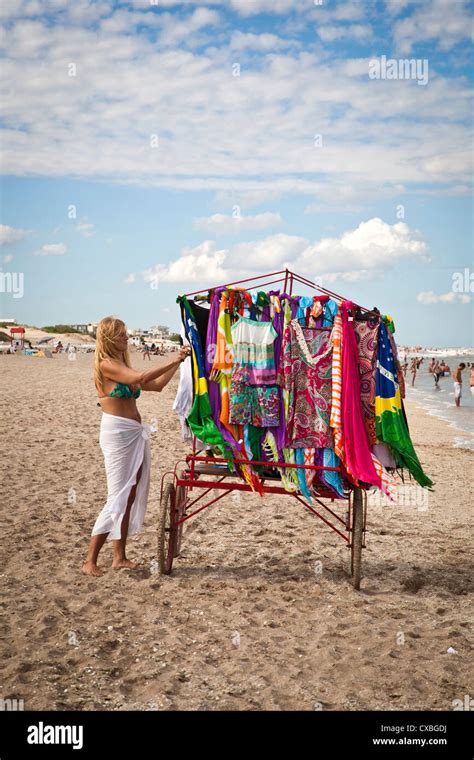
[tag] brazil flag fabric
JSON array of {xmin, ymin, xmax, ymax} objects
[
  {"xmin": 375, "ymin": 322, "xmax": 433, "ymax": 488},
  {"xmin": 178, "ymin": 295, "xmax": 233, "ymax": 466}
]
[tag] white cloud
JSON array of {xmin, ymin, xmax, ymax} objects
[
  {"xmin": 232, "ymin": 233, "xmax": 307, "ymax": 268},
  {"xmin": 155, "ymin": 7, "xmax": 221, "ymax": 46},
  {"xmin": 143, "ymin": 240, "xmax": 228, "ymax": 285},
  {"xmin": 130, "ymin": 0, "xmax": 303, "ymax": 12},
  {"xmin": 140, "ymin": 218, "xmax": 429, "ymax": 288},
  {"xmin": 34, "ymin": 242, "xmax": 66, "ymax": 256},
  {"xmin": 318, "ymin": 24, "xmax": 372, "ymax": 43},
  {"xmin": 124, "ymin": 273, "xmax": 136, "ymax": 284},
  {"xmin": 76, "ymin": 220, "xmax": 94, "ymax": 237},
  {"xmin": 129, "ymin": 0, "xmax": 221, "ymax": 7},
  {"xmin": 193, "ymin": 212, "xmax": 282, "ymax": 234},
  {"xmin": 230, "ymin": 31, "xmax": 297, "ymax": 51},
  {"xmin": 294, "ymin": 218, "xmax": 429, "ymax": 279},
  {"xmin": 331, "ymin": 3, "xmax": 367, "ymax": 21},
  {"xmin": 417, "ymin": 290, "xmax": 471, "ymax": 304},
  {"xmin": 393, "ymin": 0, "xmax": 473, "ymax": 53},
  {"xmin": 385, "ymin": 0, "xmax": 412, "ymax": 16},
  {"xmin": 0, "ymin": 224, "xmax": 29, "ymax": 244},
  {"xmin": 229, "ymin": 0, "xmax": 304, "ymax": 15}
]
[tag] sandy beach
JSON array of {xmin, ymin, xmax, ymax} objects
[{"xmin": 1, "ymin": 351, "xmax": 473, "ymax": 711}]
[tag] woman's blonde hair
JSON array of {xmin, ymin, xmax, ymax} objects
[{"xmin": 94, "ymin": 316, "xmax": 132, "ymax": 394}]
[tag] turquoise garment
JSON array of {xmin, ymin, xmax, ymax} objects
[
  {"xmin": 321, "ymin": 449, "xmax": 345, "ymax": 497},
  {"xmin": 296, "ymin": 296, "xmax": 314, "ymax": 322},
  {"xmin": 109, "ymin": 382, "xmax": 141, "ymax": 399},
  {"xmin": 322, "ymin": 299, "xmax": 339, "ymax": 327},
  {"xmin": 295, "ymin": 448, "xmax": 313, "ymax": 503}
]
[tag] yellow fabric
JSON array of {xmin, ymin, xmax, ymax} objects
[{"xmin": 375, "ymin": 392, "xmax": 401, "ymax": 415}]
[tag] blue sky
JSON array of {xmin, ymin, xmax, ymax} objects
[{"xmin": 0, "ymin": 0, "xmax": 473, "ymax": 346}]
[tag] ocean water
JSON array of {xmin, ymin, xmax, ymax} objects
[{"xmin": 403, "ymin": 355, "xmax": 474, "ymax": 450}]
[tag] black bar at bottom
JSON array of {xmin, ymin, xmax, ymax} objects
[{"xmin": 0, "ymin": 709, "xmax": 472, "ymax": 758}]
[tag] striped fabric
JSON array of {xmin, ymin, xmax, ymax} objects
[
  {"xmin": 330, "ymin": 311, "xmax": 344, "ymax": 460},
  {"xmin": 370, "ymin": 452, "xmax": 397, "ymax": 500},
  {"xmin": 330, "ymin": 307, "xmax": 397, "ymax": 500}
]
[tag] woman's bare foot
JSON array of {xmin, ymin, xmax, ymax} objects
[
  {"xmin": 112, "ymin": 558, "xmax": 140, "ymax": 570},
  {"xmin": 82, "ymin": 561, "xmax": 104, "ymax": 577}
]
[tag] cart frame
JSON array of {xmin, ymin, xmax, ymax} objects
[{"xmin": 158, "ymin": 452, "xmax": 368, "ymax": 587}]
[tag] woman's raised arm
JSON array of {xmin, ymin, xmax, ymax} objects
[{"xmin": 101, "ymin": 347, "xmax": 190, "ymax": 387}]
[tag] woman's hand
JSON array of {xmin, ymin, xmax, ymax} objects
[{"xmin": 178, "ymin": 345, "xmax": 191, "ymax": 362}]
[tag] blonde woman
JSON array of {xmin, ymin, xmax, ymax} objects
[{"xmin": 82, "ymin": 317, "xmax": 190, "ymax": 577}]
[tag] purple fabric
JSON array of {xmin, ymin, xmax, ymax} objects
[
  {"xmin": 205, "ymin": 288, "xmax": 241, "ymax": 452},
  {"xmin": 266, "ymin": 290, "xmax": 288, "ymax": 453},
  {"xmin": 290, "ymin": 297, "xmax": 299, "ymax": 320},
  {"xmin": 313, "ymin": 447, "xmax": 325, "ymax": 487}
]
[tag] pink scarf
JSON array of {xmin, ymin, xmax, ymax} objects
[{"xmin": 340, "ymin": 301, "xmax": 382, "ymax": 490}]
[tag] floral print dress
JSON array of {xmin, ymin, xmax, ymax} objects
[{"xmin": 277, "ymin": 320, "xmax": 334, "ymax": 449}]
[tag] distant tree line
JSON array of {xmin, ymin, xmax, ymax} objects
[{"xmin": 41, "ymin": 325, "xmax": 84, "ymax": 334}]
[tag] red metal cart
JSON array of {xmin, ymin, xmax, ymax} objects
[
  {"xmin": 158, "ymin": 269, "xmax": 376, "ymax": 589},
  {"xmin": 158, "ymin": 449, "xmax": 367, "ymax": 588}
]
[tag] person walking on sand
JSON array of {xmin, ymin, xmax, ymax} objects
[
  {"xmin": 451, "ymin": 362, "xmax": 466, "ymax": 407},
  {"xmin": 82, "ymin": 316, "xmax": 191, "ymax": 577},
  {"xmin": 142, "ymin": 341, "xmax": 151, "ymax": 360}
]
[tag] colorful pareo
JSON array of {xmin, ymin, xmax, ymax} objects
[
  {"xmin": 277, "ymin": 320, "xmax": 333, "ymax": 449},
  {"xmin": 354, "ymin": 317, "xmax": 379, "ymax": 446},
  {"xmin": 229, "ymin": 366, "xmax": 280, "ymax": 427}
]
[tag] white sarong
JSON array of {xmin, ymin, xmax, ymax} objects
[{"xmin": 92, "ymin": 413, "xmax": 151, "ymax": 540}]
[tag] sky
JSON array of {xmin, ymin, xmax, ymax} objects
[{"xmin": 0, "ymin": 0, "xmax": 473, "ymax": 347}]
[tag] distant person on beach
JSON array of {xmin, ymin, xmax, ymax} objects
[
  {"xmin": 428, "ymin": 358, "xmax": 436, "ymax": 374},
  {"xmin": 433, "ymin": 360, "xmax": 442, "ymax": 389},
  {"xmin": 82, "ymin": 317, "xmax": 191, "ymax": 577},
  {"xmin": 142, "ymin": 342, "xmax": 151, "ymax": 360},
  {"xmin": 451, "ymin": 363, "xmax": 466, "ymax": 407},
  {"xmin": 410, "ymin": 357, "xmax": 418, "ymax": 386},
  {"xmin": 440, "ymin": 361, "xmax": 450, "ymax": 376},
  {"xmin": 468, "ymin": 363, "xmax": 474, "ymax": 394}
]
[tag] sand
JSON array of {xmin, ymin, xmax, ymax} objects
[{"xmin": 1, "ymin": 351, "xmax": 472, "ymax": 711}]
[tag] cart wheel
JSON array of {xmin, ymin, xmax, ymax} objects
[
  {"xmin": 350, "ymin": 488, "xmax": 363, "ymax": 590},
  {"xmin": 158, "ymin": 482, "xmax": 177, "ymax": 575},
  {"xmin": 175, "ymin": 480, "xmax": 187, "ymax": 557}
]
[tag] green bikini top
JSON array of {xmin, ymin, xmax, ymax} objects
[
  {"xmin": 97, "ymin": 383, "xmax": 141, "ymax": 407},
  {"xmin": 108, "ymin": 382, "xmax": 141, "ymax": 399}
]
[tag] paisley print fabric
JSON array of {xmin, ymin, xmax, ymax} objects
[
  {"xmin": 277, "ymin": 321, "xmax": 333, "ymax": 449},
  {"xmin": 354, "ymin": 318, "xmax": 379, "ymax": 445}
]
